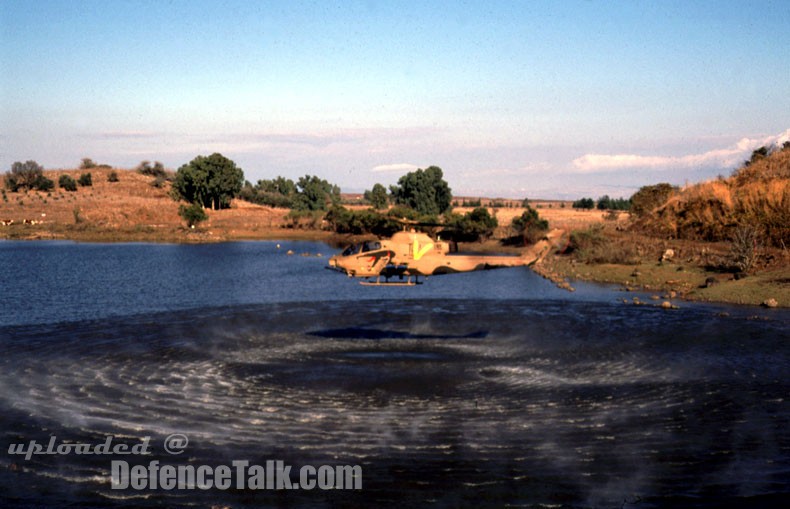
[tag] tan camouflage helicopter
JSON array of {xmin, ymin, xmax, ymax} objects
[{"xmin": 327, "ymin": 227, "xmax": 567, "ymax": 285}]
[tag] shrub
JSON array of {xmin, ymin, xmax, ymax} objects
[
  {"xmin": 107, "ymin": 171, "xmax": 119, "ymax": 182},
  {"xmin": 445, "ymin": 207, "xmax": 499, "ymax": 242},
  {"xmin": 5, "ymin": 160, "xmax": 49, "ymax": 192},
  {"xmin": 178, "ymin": 203, "xmax": 208, "ymax": 227},
  {"xmin": 80, "ymin": 158, "xmax": 96, "ymax": 170},
  {"xmin": 285, "ymin": 209, "xmax": 324, "ymax": 229},
  {"xmin": 629, "ymin": 183, "xmax": 676, "ymax": 217},
  {"xmin": 324, "ymin": 206, "xmax": 400, "ymax": 236},
  {"xmin": 728, "ymin": 225, "xmax": 760, "ymax": 272},
  {"xmin": 509, "ymin": 206, "xmax": 549, "ymax": 244},
  {"xmin": 33, "ymin": 176, "xmax": 55, "ymax": 192},
  {"xmin": 137, "ymin": 160, "xmax": 168, "ymax": 178},
  {"xmin": 78, "ymin": 173, "xmax": 92, "ymax": 187},
  {"xmin": 568, "ymin": 225, "xmax": 641, "ymax": 264},
  {"xmin": 59, "ymin": 175, "xmax": 77, "ymax": 191}
]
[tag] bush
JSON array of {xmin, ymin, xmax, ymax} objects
[
  {"xmin": 5, "ymin": 160, "xmax": 50, "ymax": 192},
  {"xmin": 445, "ymin": 207, "xmax": 498, "ymax": 242},
  {"xmin": 629, "ymin": 183, "xmax": 676, "ymax": 217},
  {"xmin": 33, "ymin": 175, "xmax": 55, "ymax": 192},
  {"xmin": 324, "ymin": 206, "xmax": 400, "ymax": 236},
  {"xmin": 59, "ymin": 175, "xmax": 77, "ymax": 191},
  {"xmin": 178, "ymin": 203, "xmax": 208, "ymax": 227},
  {"xmin": 80, "ymin": 158, "xmax": 96, "ymax": 170},
  {"xmin": 285, "ymin": 209, "xmax": 324, "ymax": 229},
  {"xmin": 107, "ymin": 171, "xmax": 119, "ymax": 182},
  {"xmin": 568, "ymin": 225, "xmax": 640, "ymax": 264},
  {"xmin": 137, "ymin": 161, "xmax": 168, "ymax": 178},
  {"xmin": 78, "ymin": 173, "xmax": 92, "ymax": 187},
  {"xmin": 728, "ymin": 225, "xmax": 760, "ymax": 272},
  {"xmin": 508, "ymin": 206, "xmax": 549, "ymax": 244}
]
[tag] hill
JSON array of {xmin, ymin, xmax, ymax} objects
[
  {"xmin": 0, "ymin": 168, "xmax": 312, "ymax": 242},
  {"xmin": 637, "ymin": 146, "xmax": 790, "ymax": 248}
]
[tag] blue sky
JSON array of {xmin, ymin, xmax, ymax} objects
[{"xmin": 1, "ymin": 0, "xmax": 788, "ymax": 198}]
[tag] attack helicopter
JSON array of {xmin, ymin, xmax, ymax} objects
[{"xmin": 327, "ymin": 227, "xmax": 567, "ymax": 285}]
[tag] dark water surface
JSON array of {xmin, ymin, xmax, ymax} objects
[{"xmin": 0, "ymin": 240, "xmax": 788, "ymax": 508}]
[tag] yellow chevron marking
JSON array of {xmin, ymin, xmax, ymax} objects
[{"xmin": 412, "ymin": 236, "xmax": 434, "ymax": 260}]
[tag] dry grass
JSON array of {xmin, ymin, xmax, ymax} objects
[
  {"xmin": 640, "ymin": 148, "xmax": 790, "ymax": 247},
  {"xmin": 0, "ymin": 168, "xmax": 297, "ymax": 242}
]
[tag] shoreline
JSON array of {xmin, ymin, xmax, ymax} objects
[
  {"xmin": 533, "ymin": 253, "xmax": 788, "ymax": 309},
  {"xmin": 3, "ymin": 224, "xmax": 786, "ymax": 309}
]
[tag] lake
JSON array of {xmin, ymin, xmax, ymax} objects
[{"xmin": 0, "ymin": 240, "xmax": 788, "ymax": 508}]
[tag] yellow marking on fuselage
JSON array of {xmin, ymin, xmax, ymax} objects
[{"xmin": 411, "ymin": 235, "xmax": 434, "ymax": 260}]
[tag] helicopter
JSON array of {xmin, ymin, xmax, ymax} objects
[{"xmin": 327, "ymin": 228, "xmax": 567, "ymax": 285}]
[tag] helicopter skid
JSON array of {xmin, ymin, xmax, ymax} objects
[{"xmin": 360, "ymin": 275, "xmax": 422, "ymax": 286}]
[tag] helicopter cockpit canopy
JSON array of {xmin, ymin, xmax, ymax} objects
[{"xmin": 341, "ymin": 241, "xmax": 382, "ymax": 256}]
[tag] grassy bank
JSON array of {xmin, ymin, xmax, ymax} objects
[{"xmin": 533, "ymin": 229, "xmax": 789, "ymax": 308}]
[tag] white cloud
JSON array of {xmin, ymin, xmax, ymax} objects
[{"xmin": 572, "ymin": 128, "xmax": 790, "ymax": 173}]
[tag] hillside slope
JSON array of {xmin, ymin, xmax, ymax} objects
[
  {"xmin": 0, "ymin": 168, "xmax": 297, "ymax": 242},
  {"xmin": 638, "ymin": 147, "xmax": 790, "ymax": 247}
]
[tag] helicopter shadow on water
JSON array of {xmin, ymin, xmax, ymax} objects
[{"xmin": 307, "ymin": 326, "xmax": 488, "ymax": 341}]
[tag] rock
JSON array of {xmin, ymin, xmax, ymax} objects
[
  {"xmin": 704, "ymin": 276, "xmax": 717, "ymax": 288},
  {"xmin": 669, "ymin": 290, "xmax": 677, "ymax": 299},
  {"xmin": 661, "ymin": 301, "xmax": 672, "ymax": 309},
  {"xmin": 660, "ymin": 249, "xmax": 675, "ymax": 263},
  {"xmin": 650, "ymin": 295, "xmax": 660, "ymax": 300},
  {"xmin": 761, "ymin": 298, "xmax": 779, "ymax": 308},
  {"xmin": 286, "ymin": 249, "xmax": 294, "ymax": 255},
  {"xmin": 631, "ymin": 269, "xmax": 641, "ymax": 277}
]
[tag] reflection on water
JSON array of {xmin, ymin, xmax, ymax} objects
[
  {"xmin": 0, "ymin": 241, "xmax": 788, "ymax": 507},
  {"xmin": 1, "ymin": 298, "xmax": 788, "ymax": 508}
]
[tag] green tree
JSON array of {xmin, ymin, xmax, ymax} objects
[
  {"xmin": 324, "ymin": 205, "xmax": 400, "ymax": 236},
  {"xmin": 511, "ymin": 205, "xmax": 549, "ymax": 244},
  {"xmin": 172, "ymin": 153, "xmax": 244, "ymax": 210},
  {"xmin": 572, "ymin": 197, "xmax": 595, "ymax": 209},
  {"xmin": 5, "ymin": 160, "xmax": 46, "ymax": 191},
  {"xmin": 364, "ymin": 183, "xmax": 389, "ymax": 210},
  {"xmin": 629, "ymin": 183, "xmax": 676, "ymax": 217},
  {"xmin": 446, "ymin": 206, "xmax": 498, "ymax": 242},
  {"xmin": 292, "ymin": 175, "xmax": 340, "ymax": 211},
  {"xmin": 239, "ymin": 177, "xmax": 297, "ymax": 208},
  {"xmin": 389, "ymin": 166, "xmax": 452, "ymax": 216},
  {"xmin": 178, "ymin": 202, "xmax": 208, "ymax": 227},
  {"xmin": 258, "ymin": 176, "xmax": 297, "ymax": 196}
]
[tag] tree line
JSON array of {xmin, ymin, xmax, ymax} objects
[
  {"xmin": 572, "ymin": 195, "xmax": 631, "ymax": 210},
  {"xmin": 2, "ymin": 155, "xmax": 551, "ymax": 243}
]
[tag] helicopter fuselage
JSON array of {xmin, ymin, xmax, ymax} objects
[{"xmin": 327, "ymin": 230, "xmax": 526, "ymax": 279}]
